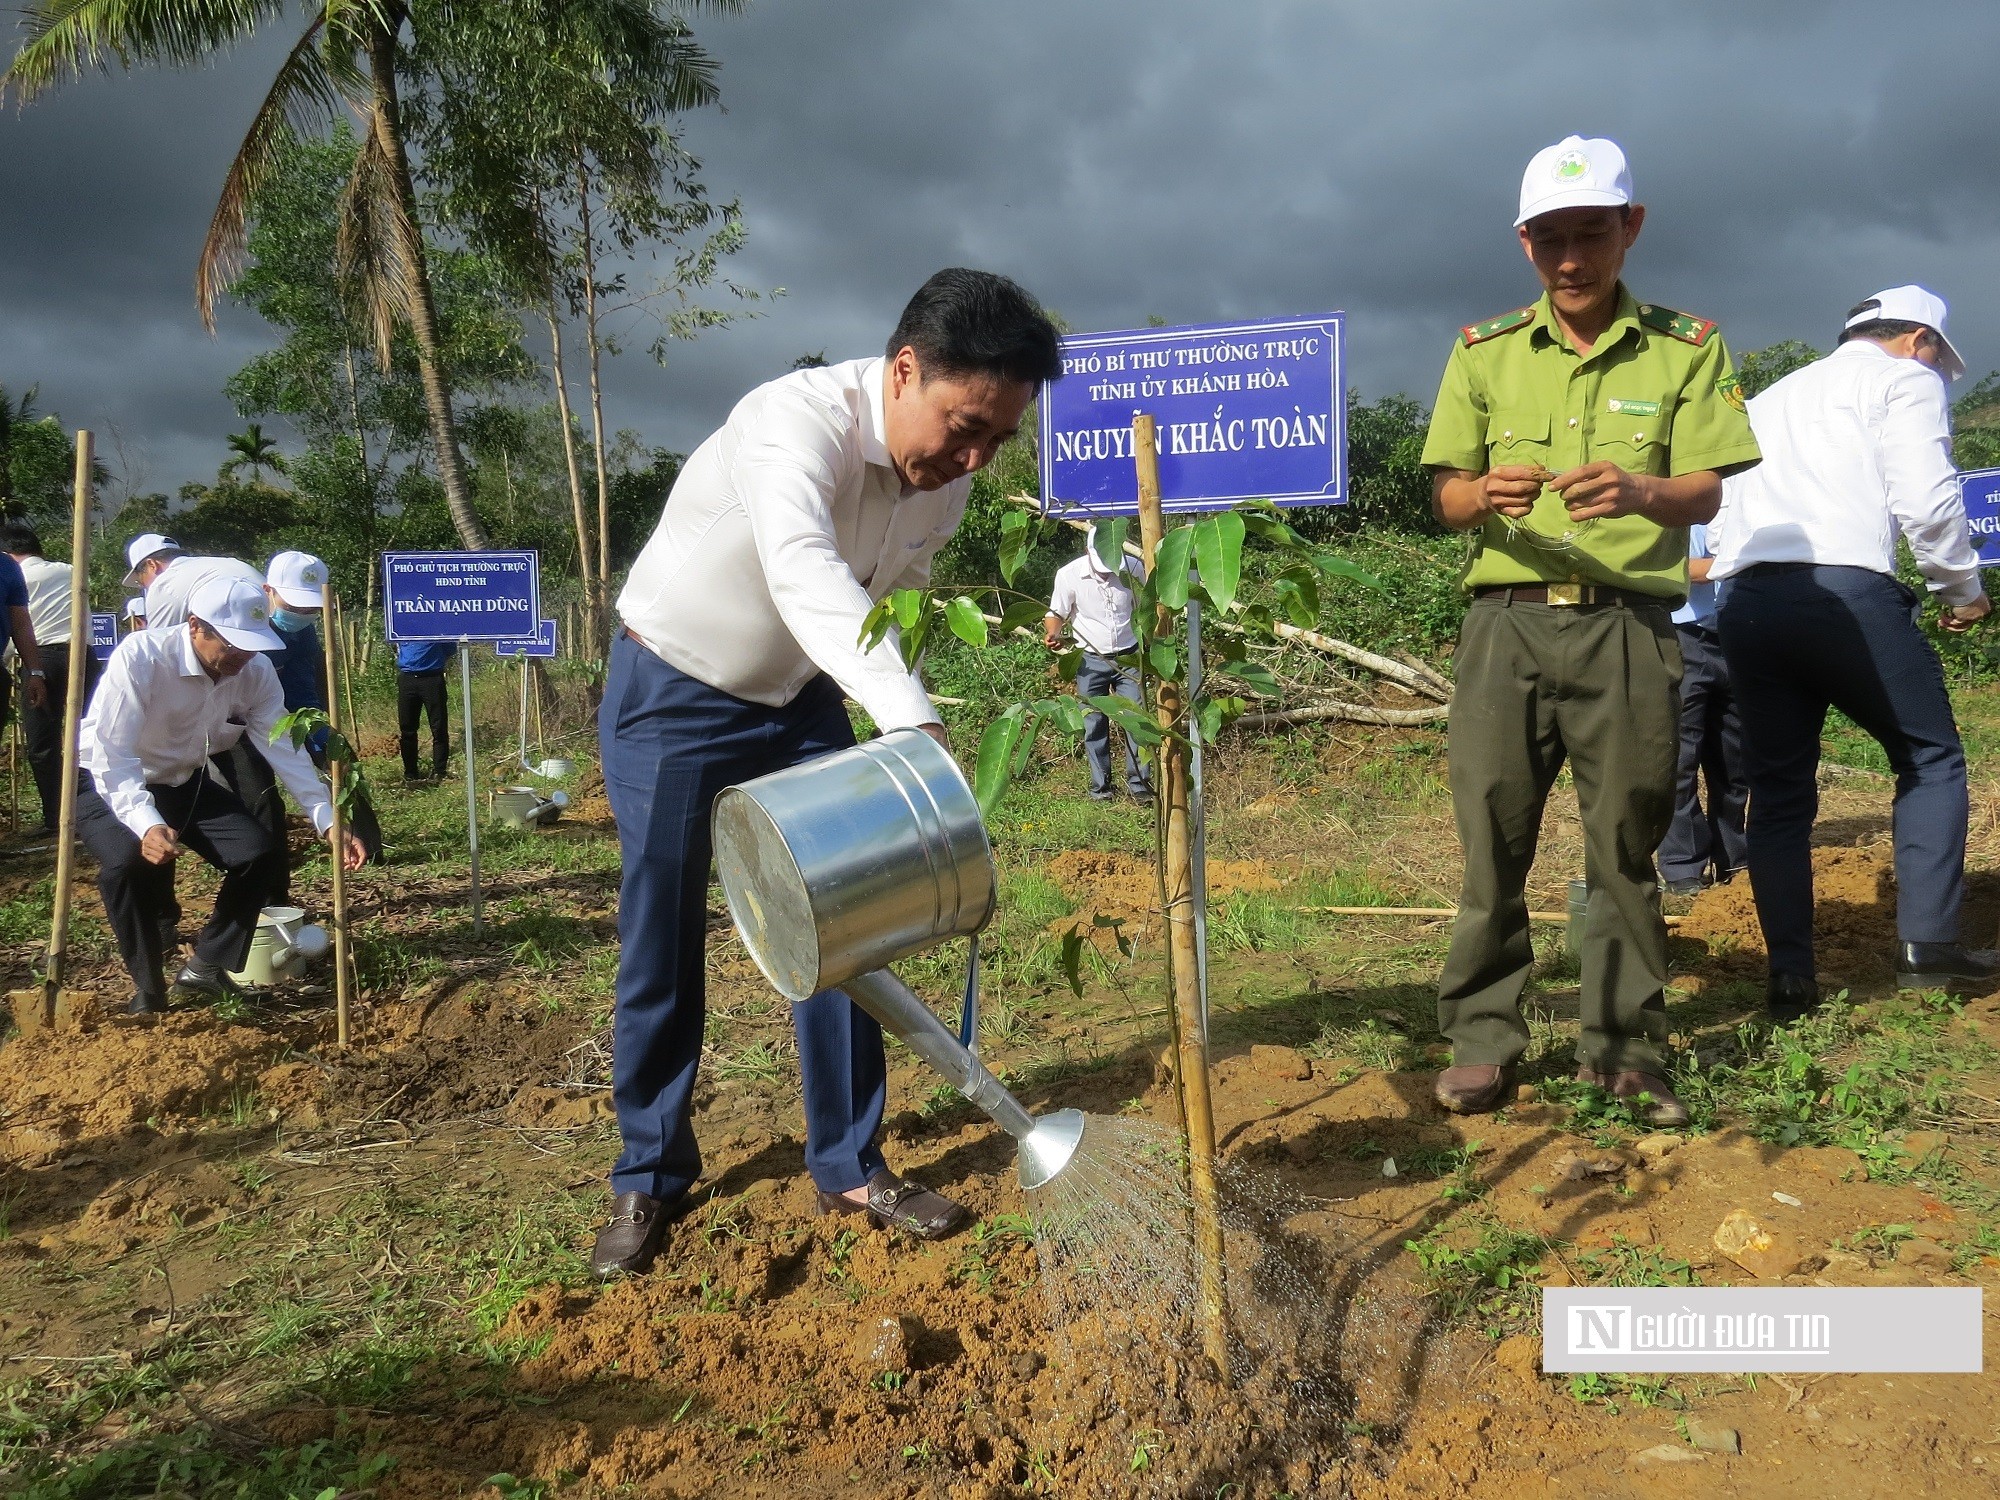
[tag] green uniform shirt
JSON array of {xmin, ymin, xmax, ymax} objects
[{"xmin": 1421, "ymin": 286, "xmax": 1762, "ymax": 598}]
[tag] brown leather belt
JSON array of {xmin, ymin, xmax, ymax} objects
[{"xmin": 1474, "ymin": 583, "xmax": 1667, "ymax": 609}]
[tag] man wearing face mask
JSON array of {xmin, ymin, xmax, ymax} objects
[{"xmin": 593, "ymin": 268, "xmax": 1062, "ymax": 1277}]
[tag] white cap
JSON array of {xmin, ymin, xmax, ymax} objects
[
  {"xmin": 121, "ymin": 597, "xmax": 146, "ymax": 621},
  {"xmin": 189, "ymin": 576, "xmax": 283, "ymax": 652},
  {"xmin": 122, "ymin": 533, "xmax": 181, "ymax": 586},
  {"xmin": 266, "ymin": 550, "xmax": 329, "ymax": 609},
  {"xmin": 1516, "ymin": 135, "xmax": 1632, "ymax": 227},
  {"xmin": 1845, "ymin": 285, "xmax": 1967, "ymax": 380}
]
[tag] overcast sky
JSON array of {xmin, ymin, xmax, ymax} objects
[{"xmin": 3, "ymin": 0, "xmax": 1997, "ymax": 501}]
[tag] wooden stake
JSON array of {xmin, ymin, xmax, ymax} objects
[
  {"xmin": 43, "ymin": 432, "xmax": 93, "ymax": 1027},
  {"xmin": 336, "ymin": 594, "xmax": 359, "ymax": 736},
  {"xmin": 322, "ymin": 583, "xmax": 353, "ymax": 1049},
  {"xmin": 1133, "ymin": 413, "xmax": 1229, "ymax": 1377}
]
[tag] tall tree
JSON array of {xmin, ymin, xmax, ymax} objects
[
  {"xmin": 2, "ymin": 0, "xmax": 518, "ymax": 548},
  {"xmin": 221, "ymin": 423, "xmax": 286, "ymax": 484}
]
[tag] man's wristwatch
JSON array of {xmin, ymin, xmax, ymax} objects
[{"xmin": 26, "ymin": 669, "xmax": 44, "ymax": 678}]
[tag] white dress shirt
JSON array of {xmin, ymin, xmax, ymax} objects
[
  {"xmin": 81, "ymin": 625, "xmax": 334, "ymax": 840},
  {"xmin": 1711, "ymin": 341, "xmax": 1982, "ymax": 605},
  {"xmin": 16, "ymin": 556, "xmax": 73, "ymax": 646},
  {"xmin": 144, "ymin": 555, "xmax": 266, "ymax": 630},
  {"xmin": 615, "ymin": 357, "xmax": 966, "ymax": 731},
  {"xmin": 1048, "ymin": 549, "xmax": 1145, "ymax": 656}
]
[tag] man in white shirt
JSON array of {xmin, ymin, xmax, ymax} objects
[
  {"xmin": 1712, "ymin": 286, "xmax": 1996, "ymax": 1017},
  {"xmin": 76, "ymin": 576, "xmax": 365, "ymax": 1014},
  {"xmin": 592, "ymin": 269, "xmax": 1061, "ymax": 1277},
  {"xmin": 2, "ymin": 521, "xmax": 88, "ymax": 833},
  {"xmin": 1044, "ymin": 527, "xmax": 1153, "ymax": 800}
]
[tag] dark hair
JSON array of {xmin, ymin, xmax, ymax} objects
[
  {"xmin": 1839, "ymin": 300, "xmax": 1931, "ymax": 347},
  {"xmin": 886, "ymin": 268, "xmax": 1063, "ymax": 386},
  {"xmin": 0, "ymin": 523, "xmax": 42, "ymax": 556}
]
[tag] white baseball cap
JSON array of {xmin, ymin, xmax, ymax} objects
[
  {"xmin": 122, "ymin": 533, "xmax": 181, "ymax": 586},
  {"xmin": 1516, "ymin": 135, "xmax": 1633, "ymax": 227},
  {"xmin": 121, "ymin": 597, "xmax": 146, "ymax": 621},
  {"xmin": 1845, "ymin": 285, "xmax": 1967, "ymax": 380},
  {"xmin": 266, "ymin": 550, "xmax": 329, "ymax": 609},
  {"xmin": 189, "ymin": 576, "xmax": 284, "ymax": 652}
]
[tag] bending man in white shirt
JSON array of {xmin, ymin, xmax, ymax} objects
[
  {"xmin": 1044, "ymin": 527, "xmax": 1153, "ymax": 801},
  {"xmin": 592, "ymin": 269, "xmax": 1062, "ymax": 1277},
  {"xmin": 1711, "ymin": 286, "xmax": 1995, "ymax": 1018},
  {"xmin": 77, "ymin": 576, "xmax": 366, "ymax": 1014}
]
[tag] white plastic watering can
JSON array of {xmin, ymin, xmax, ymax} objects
[
  {"xmin": 491, "ymin": 786, "xmax": 570, "ymax": 829},
  {"xmin": 227, "ymin": 906, "xmax": 331, "ymax": 986}
]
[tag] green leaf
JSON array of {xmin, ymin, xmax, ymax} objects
[
  {"xmin": 888, "ymin": 589, "xmax": 926, "ymax": 629},
  {"xmin": 1087, "ymin": 694, "xmax": 1164, "ymax": 745},
  {"xmin": 1275, "ymin": 563, "xmax": 1319, "ymax": 627},
  {"xmin": 1240, "ymin": 509, "xmax": 1305, "ymax": 549},
  {"xmin": 1152, "ymin": 526, "xmax": 1195, "ymax": 609},
  {"xmin": 973, "ymin": 707, "xmax": 1028, "ymax": 816},
  {"xmin": 1215, "ymin": 659, "xmax": 1281, "ymax": 697},
  {"xmin": 1147, "ymin": 642, "xmax": 1179, "ymax": 681},
  {"xmin": 1196, "ymin": 698, "xmax": 1227, "ymax": 745},
  {"xmin": 1056, "ymin": 647, "xmax": 1084, "ymax": 683},
  {"xmin": 998, "ymin": 598, "xmax": 1046, "ymax": 637},
  {"xmin": 943, "ymin": 596, "xmax": 988, "ymax": 647},
  {"xmin": 1044, "ymin": 696, "xmax": 1087, "ymax": 735},
  {"xmin": 998, "ymin": 510, "xmax": 1032, "ymax": 585},
  {"xmin": 1092, "ymin": 518, "xmax": 1129, "ymax": 571},
  {"xmin": 1236, "ymin": 602, "xmax": 1274, "ymax": 637},
  {"xmin": 859, "ymin": 597, "xmax": 898, "ymax": 651},
  {"xmin": 1192, "ymin": 513, "xmax": 1245, "ymax": 615},
  {"xmin": 1313, "ymin": 552, "xmax": 1384, "ymax": 589}
]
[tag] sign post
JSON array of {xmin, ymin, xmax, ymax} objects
[
  {"xmin": 495, "ymin": 621, "xmax": 558, "ymax": 771},
  {"xmin": 382, "ymin": 551, "xmax": 541, "ymax": 936}
]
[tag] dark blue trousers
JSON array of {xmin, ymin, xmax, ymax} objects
[
  {"xmin": 1717, "ymin": 565, "xmax": 1968, "ymax": 979},
  {"xmin": 1077, "ymin": 652, "xmax": 1151, "ymax": 795},
  {"xmin": 1658, "ymin": 624, "xmax": 1749, "ymax": 885},
  {"xmin": 598, "ymin": 632, "xmax": 887, "ymax": 1202}
]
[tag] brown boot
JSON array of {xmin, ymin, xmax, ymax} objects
[
  {"xmin": 1606, "ymin": 1072, "xmax": 1689, "ymax": 1128},
  {"xmin": 1433, "ymin": 1064, "xmax": 1516, "ymax": 1115},
  {"xmin": 590, "ymin": 1190, "xmax": 676, "ymax": 1278}
]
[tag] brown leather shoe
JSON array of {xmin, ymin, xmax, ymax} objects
[
  {"xmin": 818, "ymin": 1168, "xmax": 970, "ymax": 1241},
  {"xmin": 1433, "ymin": 1064, "xmax": 1515, "ymax": 1115},
  {"xmin": 590, "ymin": 1190, "xmax": 676, "ymax": 1278},
  {"xmin": 1606, "ymin": 1072, "xmax": 1689, "ymax": 1128}
]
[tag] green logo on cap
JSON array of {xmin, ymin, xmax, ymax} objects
[{"xmin": 1554, "ymin": 150, "xmax": 1589, "ymax": 181}]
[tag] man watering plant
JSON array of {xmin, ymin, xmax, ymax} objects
[
  {"xmin": 1422, "ymin": 135, "xmax": 1760, "ymax": 1126},
  {"xmin": 593, "ymin": 268, "xmax": 1063, "ymax": 1278}
]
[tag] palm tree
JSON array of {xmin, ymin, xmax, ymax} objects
[
  {"xmin": 222, "ymin": 423, "xmax": 287, "ymax": 484},
  {"xmin": 4, "ymin": 1, "xmax": 498, "ymax": 546}
]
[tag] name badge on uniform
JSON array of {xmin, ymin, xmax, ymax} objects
[{"xmin": 1606, "ymin": 397, "xmax": 1662, "ymax": 417}]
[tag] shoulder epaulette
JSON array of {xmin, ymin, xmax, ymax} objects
[
  {"xmin": 1637, "ymin": 303, "xmax": 1718, "ymax": 347},
  {"xmin": 1461, "ymin": 306, "xmax": 1537, "ymax": 346}
]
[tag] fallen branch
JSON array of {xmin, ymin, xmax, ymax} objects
[
  {"xmin": 1239, "ymin": 700, "xmax": 1449, "ymax": 729},
  {"xmin": 1299, "ymin": 904, "xmax": 1685, "ymax": 928},
  {"xmin": 1268, "ymin": 622, "xmax": 1450, "ymax": 702}
]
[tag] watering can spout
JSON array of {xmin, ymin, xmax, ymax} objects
[{"xmin": 841, "ymin": 969, "xmax": 1085, "ymax": 1191}]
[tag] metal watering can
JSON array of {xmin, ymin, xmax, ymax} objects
[
  {"xmin": 712, "ymin": 728, "xmax": 1086, "ymax": 1191},
  {"xmin": 227, "ymin": 906, "xmax": 331, "ymax": 987},
  {"xmin": 491, "ymin": 786, "xmax": 570, "ymax": 829}
]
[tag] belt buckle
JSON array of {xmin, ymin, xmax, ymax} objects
[{"xmin": 1547, "ymin": 582, "xmax": 1584, "ymax": 607}]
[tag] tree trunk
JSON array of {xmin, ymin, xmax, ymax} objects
[
  {"xmin": 365, "ymin": 22, "xmax": 488, "ymax": 550},
  {"xmin": 546, "ymin": 309, "xmax": 602, "ymax": 650},
  {"xmin": 578, "ymin": 153, "xmax": 613, "ymax": 647}
]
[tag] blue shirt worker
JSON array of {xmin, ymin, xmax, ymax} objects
[
  {"xmin": 395, "ymin": 638, "xmax": 457, "ymax": 783},
  {"xmin": 1044, "ymin": 526, "xmax": 1153, "ymax": 801},
  {"xmin": 591, "ymin": 269, "xmax": 1061, "ymax": 1278},
  {"xmin": 1712, "ymin": 286, "xmax": 1997, "ymax": 1020},
  {"xmin": 1657, "ymin": 523, "xmax": 1747, "ymax": 896}
]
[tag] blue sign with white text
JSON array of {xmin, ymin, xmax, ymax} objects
[
  {"xmin": 1037, "ymin": 314, "xmax": 1346, "ymax": 516},
  {"xmin": 382, "ymin": 551, "xmax": 540, "ymax": 642},
  {"xmin": 492, "ymin": 619, "xmax": 558, "ymax": 659},
  {"xmin": 1961, "ymin": 468, "xmax": 2000, "ymax": 567},
  {"xmin": 89, "ymin": 612, "xmax": 116, "ymax": 662}
]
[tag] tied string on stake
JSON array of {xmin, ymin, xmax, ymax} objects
[{"xmin": 1498, "ymin": 465, "xmax": 1599, "ymax": 553}]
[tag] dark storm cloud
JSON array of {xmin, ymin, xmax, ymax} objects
[{"xmin": 4, "ymin": 1, "xmax": 1999, "ymax": 498}]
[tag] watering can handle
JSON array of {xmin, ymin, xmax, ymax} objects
[{"xmin": 958, "ymin": 934, "xmax": 979, "ymax": 1054}]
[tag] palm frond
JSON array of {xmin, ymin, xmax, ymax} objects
[
  {"xmin": 336, "ymin": 117, "xmax": 418, "ymax": 370},
  {"xmin": 195, "ymin": 16, "xmax": 349, "ymax": 326},
  {"xmin": 3, "ymin": 0, "xmax": 295, "ymax": 102}
]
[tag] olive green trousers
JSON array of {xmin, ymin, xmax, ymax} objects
[{"xmin": 1437, "ymin": 596, "xmax": 1683, "ymax": 1073}]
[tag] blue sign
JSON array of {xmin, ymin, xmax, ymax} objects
[
  {"xmin": 492, "ymin": 618, "xmax": 558, "ymax": 659},
  {"xmin": 382, "ymin": 551, "xmax": 540, "ymax": 642},
  {"xmin": 1961, "ymin": 468, "xmax": 2000, "ymax": 567},
  {"xmin": 89, "ymin": 612, "xmax": 116, "ymax": 662},
  {"xmin": 1038, "ymin": 314, "xmax": 1346, "ymax": 517}
]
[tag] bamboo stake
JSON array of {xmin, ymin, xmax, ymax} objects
[
  {"xmin": 336, "ymin": 595, "xmax": 359, "ymax": 735},
  {"xmin": 1133, "ymin": 413, "xmax": 1229, "ymax": 1377},
  {"xmin": 43, "ymin": 432, "xmax": 92, "ymax": 1027},
  {"xmin": 321, "ymin": 583, "xmax": 352, "ymax": 1048}
]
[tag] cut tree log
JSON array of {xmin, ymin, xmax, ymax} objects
[
  {"xmin": 1240, "ymin": 701, "xmax": 1449, "ymax": 729},
  {"xmin": 1268, "ymin": 622, "xmax": 1448, "ymax": 701}
]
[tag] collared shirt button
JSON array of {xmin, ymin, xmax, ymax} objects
[
  {"xmin": 1502, "ymin": 429, "xmax": 1513, "ymax": 439},
  {"xmin": 1568, "ymin": 418, "xmax": 1579, "ymax": 428}
]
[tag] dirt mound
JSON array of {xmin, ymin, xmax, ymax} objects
[
  {"xmin": 1046, "ymin": 849, "xmax": 1284, "ymax": 939},
  {"xmin": 1677, "ymin": 846, "xmax": 1898, "ymax": 985},
  {"xmin": 0, "ymin": 1014, "xmax": 284, "ymax": 1159}
]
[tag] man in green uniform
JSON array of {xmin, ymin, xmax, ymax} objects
[{"xmin": 1422, "ymin": 135, "xmax": 1761, "ymax": 1125}]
